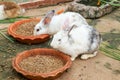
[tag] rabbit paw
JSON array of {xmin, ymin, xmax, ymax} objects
[
  {"xmin": 81, "ymin": 51, "xmax": 98, "ymax": 60},
  {"xmin": 81, "ymin": 55, "xmax": 89, "ymax": 60},
  {"xmin": 71, "ymin": 57, "xmax": 75, "ymax": 61},
  {"xmin": 70, "ymin": 55, "xmax": 78, "ymax": 61}
]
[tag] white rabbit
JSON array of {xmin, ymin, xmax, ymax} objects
[
  {"xmin": 33, "ymin": 10, "xmax": 88, "ymax": 35},
  {"xmin": 50, "ymin": 20, "xmax": 102, "ymax": 61},
  {"xmin": 0, "ymin": 5, "xmax": 7, "ymax": 20}
]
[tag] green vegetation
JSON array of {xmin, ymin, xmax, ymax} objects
[
  {"xmin": 0, "ymin": 16, "xmax": 30, "ymax": 23},
  {"xmin": 100, "ymin": 32, "xmax": 120, "ymax": 61},
  {"xmin": 101, "ymin": 0, "xmax": 120, "ymax": 7}
]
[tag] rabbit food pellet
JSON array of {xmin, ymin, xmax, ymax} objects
[
  {"xmin": 19, "ymin": 55, "xmax": 64, "ymax": 73},
  {"xmin": 15, "ymin": 21, "xmax": 38, "ymax": 36}
]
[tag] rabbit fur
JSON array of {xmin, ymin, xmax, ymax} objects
[
  {"xmin": 0, "ymin": 4, "xmax": 25, "ymax": 20},
  {"xmin": 33, "ymin": 10, "xmax": 88, "ymax": 35},
  {"xmin": 50, "ymin": 21, "xmax": 102, "ymax": 61},
  {"xmin": 0, "ymin": 5, "xmax": 7, "ymax": 20}
]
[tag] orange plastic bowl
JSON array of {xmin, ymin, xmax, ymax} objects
[
  {"xmin": 7, "ymin": 18, "xmax": 50, "ymax": 44},
  {"xmin": 12, "ymin": 48, "xmax": 72, "ymax": 80}
]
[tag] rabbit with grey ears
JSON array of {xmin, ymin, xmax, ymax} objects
[
  {"xmin": 33, "ymin": 10, "xmax": 88, "ymax": 35},
  {"xmin": 50, "ymin": 20, "xmax": 102, "ymax": 61}
]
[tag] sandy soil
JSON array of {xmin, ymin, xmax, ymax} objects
[
  {"xmin": 57, "ymin": 53, "xmax": 120, "ymax": 80},
  {"xmin": 0, "ymin": 2, "xmax": 120, "ymax": 80}
]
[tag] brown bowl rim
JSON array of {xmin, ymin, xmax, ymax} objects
[
  {"xmin": 12, "ymin": 48, "xmax": 72, "ymax": 78},
  {"xmin": 7, "ymin": 18, "xmax": 50, "ymax": 43}
]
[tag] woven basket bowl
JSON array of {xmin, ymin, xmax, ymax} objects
[
  {"xmin": 7, "ymin": 18, "xmax": 50, "ymax": 44},
  {"xmin": 12, "ymin": 48, "xmax": 72, "ymax": 80}
]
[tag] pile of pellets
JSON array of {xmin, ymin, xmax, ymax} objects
[
  {"xmin": 19, "ymin": 55, "xmax": 65, "ymax": 73},
  {"xmin": 15, "ymin": 21, "xmax": 38, "ymax": 36}
]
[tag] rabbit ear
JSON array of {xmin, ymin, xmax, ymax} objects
[
  {"xmin": 43, "ymin": 10, "xmax": 55, "ymax": 25},
  {"xmin": 62, "ymin": 18, "xmax": 70, "ymax": 31},
  {"xmin": 62, "ymin": 18, "xmax": 77, "ymax": 35},
  {"xmin": 67, "ymin": 25, "xmax": 77, "ymax": 35}
]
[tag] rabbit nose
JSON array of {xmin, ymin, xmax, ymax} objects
[{"xmin": 52, "ymin": 10, "xmax": 55, "ymax": 13}]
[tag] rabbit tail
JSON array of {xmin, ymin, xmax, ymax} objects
[{"xmin": 88, "ymin": 28, "xmax": 102, "ymax": 52}]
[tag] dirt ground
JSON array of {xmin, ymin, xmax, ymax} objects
[{"xmin": 0, "ymin": 3, "xmax": 120, "ymax": 80}]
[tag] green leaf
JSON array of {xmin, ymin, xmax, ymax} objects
[
  {"xmin": 0, "ymin": 16, "xmax": 30, "ymax": 23},
  {"xmin": 101, "ymin": 0, "xmax": 120, "ymax": 7},
  {"xmin": 100, "ymin": 42, "xmax": 120, "ymax": 61},
  {"xmin": 0, "ymin": 31, "xmax": 15, "ymax": 43}
]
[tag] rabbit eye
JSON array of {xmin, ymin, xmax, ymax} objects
[
  {"xmin": 58, "ymin": 39, "xmax": 61, "ymax": 41},
  {"xmin": 36, "ymin": 29, "xmax": 39, "ymax": 32},
  {"xmin": 36, "ymin": 28, "xmax": 41, "ymax": 32}
]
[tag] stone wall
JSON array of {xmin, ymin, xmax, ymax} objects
[{"xmin": 19, "ymin": 0, "xmax": 73, "ymax": 9}]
